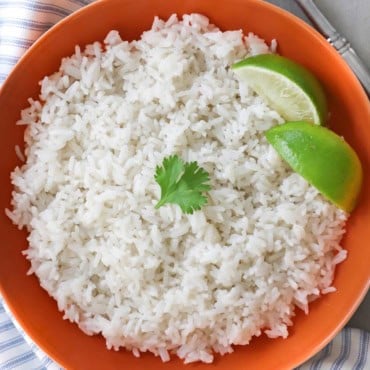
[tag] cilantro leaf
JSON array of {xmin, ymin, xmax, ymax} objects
[{"xmin": 154, "ymin": 155, "xmax": 211, "ymax": 214}]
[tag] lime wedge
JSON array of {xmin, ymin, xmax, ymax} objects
[
  {"xmin": 232, "ymin": 54, "xmax": 328, "ymax": 125},
  {"xmin": 265, "ymin": 121, "xmax": 362, "ymax": 212}
]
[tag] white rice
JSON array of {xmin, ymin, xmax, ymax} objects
[
  {"xmin": 15, "ymin": 145, "xmax": 25, "ymax": 162},
  {"xmin": 7, "ymin": 14, "xmax": 348, "ymax": 363}
]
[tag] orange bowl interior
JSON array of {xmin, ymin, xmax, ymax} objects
[{"xmin": 0, "ymin": 1, "xmax": 369, "ymax": 369}]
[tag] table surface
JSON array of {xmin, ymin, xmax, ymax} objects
[
  {"xmin": 268, "ymin": 0, "xmax": 370, "ymax": 332},
  {"xmin": 268, "ymin": 0, "xmax": 370, "ymax": 69}
]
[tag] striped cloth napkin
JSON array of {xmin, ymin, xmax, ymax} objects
[{"xmin": 0, "ymin": 1, "xmax": 369, "ymax": 369}]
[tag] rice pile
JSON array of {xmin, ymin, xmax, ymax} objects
[{"xmin": 7, "ymin": 14, "xmax": 348, "ymax": 364}]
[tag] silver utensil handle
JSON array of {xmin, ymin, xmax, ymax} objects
[
  {"xmin": 296, "ymin": 0, "xmax": 370, "ymax": 96},
  {"xmin": 340, "ymin": 48, "xmax": 370, "ymax": 96}
]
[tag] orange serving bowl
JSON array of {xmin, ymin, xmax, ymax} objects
[{"xmin": 0, "ymin": 0, "xmax": 369, "ymax": 369}]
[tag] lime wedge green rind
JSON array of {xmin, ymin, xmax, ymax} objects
[
  {"xmin": 265, "ymin": 121, "xmax": 363, "ymax": 212},
  {"xmin": 232, "ymin": 54, "xmax": 328, "ymax": 125}
]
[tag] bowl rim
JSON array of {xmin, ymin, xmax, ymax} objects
[{"xmin": 0, "ymin": 0, "xmax": 369, "ymax": 369}]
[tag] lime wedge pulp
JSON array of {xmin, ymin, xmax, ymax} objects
[
  {"xmin": 232, "ymin": 54, "xmax": 328, "ymax": 125},
  {"xmin": 265, "ymin": 121, "xmax": 363, "ymax": 212}
]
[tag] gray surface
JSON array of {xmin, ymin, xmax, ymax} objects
[
  {"xmin": 267, "ymin": 0, "xmax": 370, "ymax": 333},
  {"xmin": 267, "ymin": 0, "xmax": 370, "ymax": 69},
  {"xmin": 318, "ymin": 0, "xmax": 370, "ymax": 69}
]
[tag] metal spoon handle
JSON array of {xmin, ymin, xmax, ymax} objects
[{"xmin": 296, "ymin": 0, "xmax": 370, "ymax": 96}]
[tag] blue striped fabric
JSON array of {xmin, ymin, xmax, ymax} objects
[
  {"xmin": 0, "ymin": 0, "xmax": 91, "ymax": 83},
  {"xmin": 0, "ymin": 1, "xmax": 369, "ymax": 369},
  {"xmin": 0, "ymin": 297, "xmax": 60, "ymax": 369}
]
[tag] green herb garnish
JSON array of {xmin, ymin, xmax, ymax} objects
[{"xmin": 154, "ymin": 155, "xmax": 211, "ymax": 214}]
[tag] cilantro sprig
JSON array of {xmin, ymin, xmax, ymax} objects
[{"xmin": 154, "ymin": 155, "xmax": 211, "ymax": 214}]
